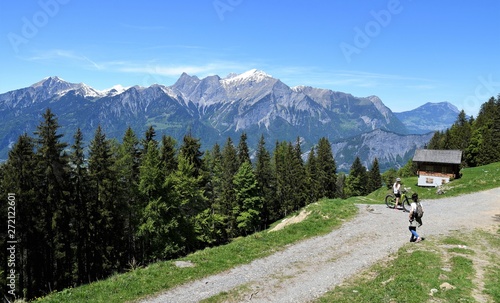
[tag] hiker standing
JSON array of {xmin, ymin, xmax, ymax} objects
[
  {"xmin": 408, "ymin": 193, "xmax": 423, "ymax": 242},
  {"xmin": 393, "ymin": 178, "xmax": 401, "ymax": 209}
]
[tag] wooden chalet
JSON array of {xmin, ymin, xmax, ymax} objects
[{"xmin": 413, "ymin": 149, "xmax": 462, "ymax": 187}]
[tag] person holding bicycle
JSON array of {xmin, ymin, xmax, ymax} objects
[{"xmin": 393, "ymin": 178, "xmax": 401, "ymax": 210}]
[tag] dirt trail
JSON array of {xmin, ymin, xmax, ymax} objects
[{"xmin": 139, "ymin": 188, "xmax": 500, "ymax": 303}]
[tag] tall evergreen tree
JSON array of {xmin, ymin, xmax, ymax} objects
[
  {"xmin": 274, "ymin": 141, "xmax": 295, "ymax": 216},
  {"xmin": 170, "ymin": 154, "xmax": 208, "ymax": 252},
  {"xmin": 290, "ymin": 138, "xmax": 307, "ymax": 210},
  {"xmin": 1, "ymin": 134, "xmax": 39, "ymax": 298},
  {"xmin": 179, "ymin": 133, "xmax": 204, "ymax": 178},
  {"xmin": 305, "ymin": 147, "xmax": 320, "ymax": 203},
  {"xmin": 87, "ymin": 125, "xmax": 123, "ymax": 279},
  {"xmin": 141, "ymin": 125, "xmax": 157, "ymax": 155},
  {"xmin": 344, "ymin": 157, "xmax": 368, "ymax": 197},
  {"xmin": 197, "ymin": 144, "xmax": 227, "ymax": 245},
  {"xmin": 115, "ymin": 127, "xmax": 142, "ymax": 263},
  {"xmin": 33, "ymin": 109, "xmax": 72, "ymax": 292},
  {"xmin": 221, "ymin": 137, "xmax": 239, "ymax": 238},
  {"xmin": 160, "ymin": 134, "xmax": 177, "ymax": 175},
  {"xmin": 254, "ymin": 135, "xmax": 277, "ymax": 227},
  {"xmin": 367, "ymin": 158, "xmax": 382, "ymax": 193},
  {"xmin": 69, "ymin": 128, "xmax": 91, "ymax": 284},
  {"xmin": 316, "ymin": 137, "xmax": 337, "ymax": 198},
  {"xmin": 138, "ymin": 140, "xmax": 183, "ymax": 260},
  {"xmin": 233, "ymin": 162, "xmax": 262, "ymax": 235},
  {"xmin": 237, "ymin": 132, "xmax": 251, "ymax": 166}
]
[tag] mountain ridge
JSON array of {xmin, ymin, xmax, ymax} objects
[{"xmin": 0, "ymin": 70, "xmax": 458, "ymax": 171}]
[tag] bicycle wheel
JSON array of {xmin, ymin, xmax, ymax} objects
[
  {"xmin": 402, "ymin": 196, "xmax": 411, "ymax": 212},
  {"xmin": 385, "ymin": 194, "xmax": 396, "ymax": 208}
]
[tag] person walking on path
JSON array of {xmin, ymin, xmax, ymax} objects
[{"xmin": 408, "ymin": 192, "xmax": 423, "ymax": 242}]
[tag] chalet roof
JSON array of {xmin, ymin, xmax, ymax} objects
[{"xmin": 413, "ymin": 149, "xmax": 462, "ymax": 164}]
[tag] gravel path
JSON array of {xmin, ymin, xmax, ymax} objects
[{"xmin": 139, "ymin": 188, "xmax": 500, "ymax": 303}]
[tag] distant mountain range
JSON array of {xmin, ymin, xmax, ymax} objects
[{"xmin": 0, "ymin": 70, "xmax": 461, "ymax": 171}]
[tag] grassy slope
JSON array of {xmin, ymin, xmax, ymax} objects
[{"xmin": 35, "ymin": 162, "xmax": 500, "ymax": 303}]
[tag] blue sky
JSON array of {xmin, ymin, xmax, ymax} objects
[{"xmin": 1, "ymin": 0, "xmax": 499, "ymax": 116}]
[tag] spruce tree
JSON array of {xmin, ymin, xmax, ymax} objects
[
  {"xmin": 197, "ymin": 144, "xmax": 227, "ymax": 245},
  {"xmin": 316, "ymin": 137, "xmax": 337, "ymax": 198},
  {"xmin": 233, "ymin": 161, "xmax": 262, "ymax": 235},
  {"xmin": 69, "ymin": 128, "xmax": 91, "ymax": 284},
  {"xmin": 274, "ymin": 141, "xmax": 294, "ymax": 216},
  {"xmin": 367, "ymin": 158, "xmax": 382, "ymax": 193},
  {"xmin": 160, "ymin": 134, "xmax": 177, "ymax": 175},
  {"xmin": 305, "ymin": 147, "xmax": 320, "ymax": 204},
  {"xmin": 115, "ymin": 127, "xmax": 142, "ymax": 263},
  {"xmin": 33, "ymin": 109, "xmax": 72, "ymax": 292},
  {"xmin": 221, "ymin": 137, "xmax": 239, "ymax": 238},
  {"xmin": 345, "ymin": 157, "xmax": 368, "ymax": 197},
  {"xmin": 170, "ymin": 154, "xmax": 208, "ymax": 252},
  {"xmin": 179, "ymin": 133, "xmax": 204, "ymax": 178},
  {"xmin": 2, "ymin": 134, "xmax": 39, "ymax": 298},
  {"xmin": 291, "ymin": 138, "xmax": 307, "ymax": 210},
  {"xmin": 237, "ymin": 132, "xmax": 251, "ymax": 166},
  {"xmin": 254, "ymin": 135, "xmax": 277, "ymax": 227},
  {"xmin": 138, "ymin": 140, "xmax": 183, "ymax": 260},
  {"xmin": 87, "ymin": 125, "xmax": 122, "ymax": 279}
]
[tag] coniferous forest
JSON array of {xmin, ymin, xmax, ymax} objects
[
  {"xmin": 1, "ymin": 94, "xmax": 499, "ymax": 300},
  {"xmin": 0, "ymin": 108, "xmax": 383, "ymax": 299}
]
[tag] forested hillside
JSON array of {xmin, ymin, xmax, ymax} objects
[
  {"xmin": 1, "ymin": 94, "xmax": 498, "ymax": 300},
  {"xmin": 0, "ymin": 109, "xmax": 382, "ymax": 300},
  {"xmin": 427, "ymin": 95, "xmax": 500, "ymax": 167}
]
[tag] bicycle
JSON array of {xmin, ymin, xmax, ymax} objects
[{"xmin": 385, "ymin": 187, "xmax": 411, "ymax": 212}]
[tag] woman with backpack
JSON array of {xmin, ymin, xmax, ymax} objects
[{"xmin": 408, "ymin": 193, "xmax": 424, "ymax": 242}]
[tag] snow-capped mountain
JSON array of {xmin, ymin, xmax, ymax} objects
[{"xmin": 0, "ymin": 70, "xmax": 457, "ymax": 169}]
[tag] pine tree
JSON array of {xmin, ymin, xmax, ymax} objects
[
  {"xmin": 221, "ymin": 137, "xmax": 239, "ymax": 238},
  {"xmin": 141, "ymin": 125, "xmax": 157, "ymax": 155},
  {"xmin": 197, "ymin": 144, "xmax": 227, "ymax": 245},
  {"xmin": 179, "ymin": 133, "xmax": 204, "ymax": 178},
  {"xmin": 114, "ymin": 127, "xmax": 142, "ymax": 263},
  {"xmin": 170, "ymin": 154, "xmax": 208, "ymax": 252},
  {"xmin": 274, "ymin": 141, "xmax": 294, "ymax": 216},
  {"xmin": 290, "ymin": 138, "xmax": 307, "ymax": 210},
  {"xmin": 1, "ymin": 134, "xmax": 39, "ymax": 298},
  {"xmin": 254, "ymin": 135, "xmax": 277, "ymax": 227},
  {"xmin": 305, "ymin": 147, "xmax": 320, "ymax": 203},
  {"xmin": 33, "ymin": 109, "xmax": 72, "ymax": 292},
  {"xmin": 233, "ymin": 162, "xmax": 262, "ymax": 235},
  {"xmin": 237, "ymin": 132, "xmax": 251, "ymax": 166},
  {"xmin": 345, "ymin": 157, "xmax": 368, "ymax": 197},
  {"xmin": 160, "ymin": 135, "xmax": 177, "ymax": 175},
  {"xmin": 69, "ymin": 128, "xmax": 92, "ymax": 284},
  {"xmin": 87, "ymin": 125, "xmax": 122, "ymax": 279},
  {"xmin": 316, "ymin": 137, "xmax": 337, "ymax": 198},
  {"xmin": 367, "ymin": 158, "xmax": 382, "ymax": 193},
  {"xmin": 138, "ymin": 140, "xmax": 183, "ymax": 260}
]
